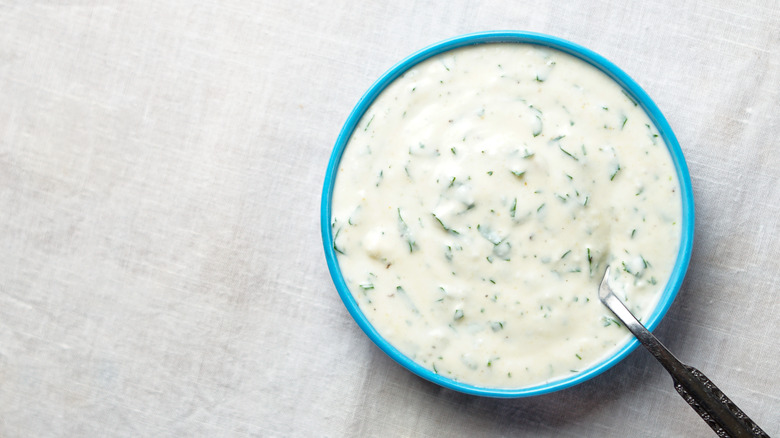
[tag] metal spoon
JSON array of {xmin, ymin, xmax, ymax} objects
[{"xmin": 598, "ymin": 266, "xmax": 768, "ymax": 437}]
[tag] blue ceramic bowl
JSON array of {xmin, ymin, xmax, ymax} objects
[{"xmin": 321, "ymin": 31, "xmax": 694, "ymax": 397}]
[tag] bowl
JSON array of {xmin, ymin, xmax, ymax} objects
[{"xmin": 321, "ymin": 31, "xmax": 694, "ymax": 397}]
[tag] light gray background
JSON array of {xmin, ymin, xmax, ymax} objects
[{"xmin": 1, "ymin": 1, "xmax": 778, "ymax": 437}]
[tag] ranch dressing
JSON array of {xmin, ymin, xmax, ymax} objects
[{"xmin": 331, "ymin": 44, "xmax": 682, "ymax": 388}]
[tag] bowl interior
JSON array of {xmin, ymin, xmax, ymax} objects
[{"xmin": 321, "ymin": 31, "xmax": 694, "ymax": 397}]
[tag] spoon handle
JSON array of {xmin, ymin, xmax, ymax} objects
[
  {"xmin": 598, "ymin": 267, "xmax": 768, "ymax": 437},
  {"xmin": 673, "ymin": 365, "xmax": 768, "ymax": 438}
]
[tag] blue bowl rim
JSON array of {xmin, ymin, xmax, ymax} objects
[{"xmin": 320, "ymin": 30, "xmax": 695, "ymax": 398}]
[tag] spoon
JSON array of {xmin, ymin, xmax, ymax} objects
[{"xmin": 598, "ymin": 266, "xmax": 768, "ymax": 437}]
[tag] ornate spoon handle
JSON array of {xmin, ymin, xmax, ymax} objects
[{"xmin": 598, "ymin": 267, "xmax": 768, "ymax": 437}]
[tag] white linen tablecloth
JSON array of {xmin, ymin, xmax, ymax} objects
[{"xmin": 1, "ymin": 1, "xmax": 778, "ymax": 436}]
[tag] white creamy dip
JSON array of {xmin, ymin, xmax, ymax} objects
[{"xmin": 331, "ymin": 43, "xmax": 682, "ymax": 389}]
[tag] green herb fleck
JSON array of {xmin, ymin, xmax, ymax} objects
[
  {"xmin": 451, "ymin": 147, "xmax": 457, "ymax": 155},
  {"xmin": 511, "ymin": 170, "xmax": 526, "ymax": 178},
  {"xmin": 364, "ymin": 114, "xmax": 375, "ymax": 131},
  {"xmin": 510, "ymin": 198, "xmax": 517, "ymax": 218},
  {"xmin": 397, "ymin": 208, "xmax": 416, "ymax": 253},
  {"xmin": 587, "ymin": 248, "xmax": 593, "ymax": 275},
  {"xmin": 561, "ymin": 250, "xmax": 571, "ymax": 259},
  {"xmin": 621, "ymin": 89, "xmax": 638, "ymax": 106},
  {"xmin": 532, "ymin": 115, "xmax": 543, "ymax": 137},
  {"xmin": 432, "ymin": 213, "xmax": 459, "ymax": 235},
  {"xmin": 537, "ymin": 203, "xmax": 545, "ymax": 212},
  {"xmin": 610, "ymin": 164, "xmax": 621, "ymax": 181},
  {"xmin": 575, "ymin": 353, "xmax": 582, "ymax": 360},
  {"xmin": 454, "ymin": 309, "xmax": 464, "ymax": 321},
  {"xmin": 333, "ymin": 227, "xmax": 345, "ymax": 255},
  {"xmin": 559, "ymin": 145, "xmax": 579, "ymax": 161}
]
